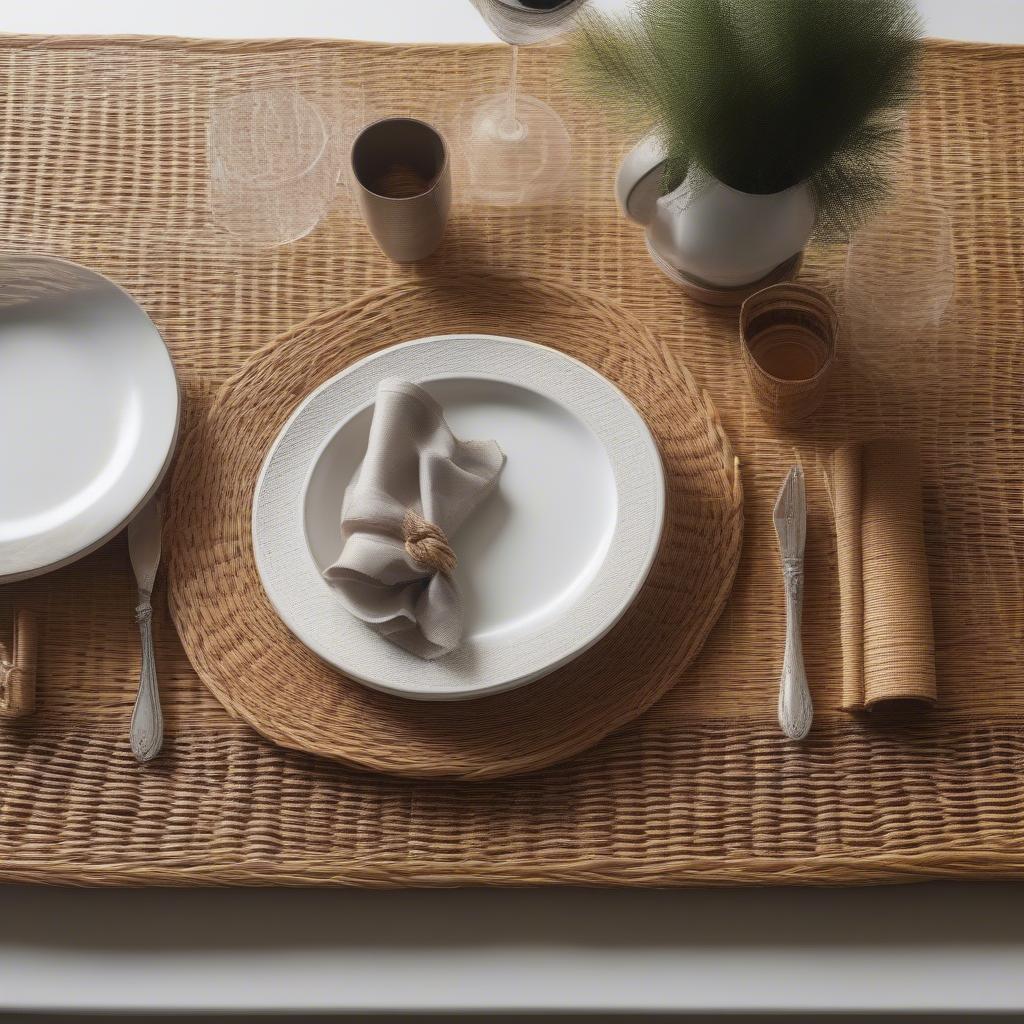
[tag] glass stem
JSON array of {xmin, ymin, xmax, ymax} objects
[{"xmin": 504, "ymin": 44, "xmax": 521, "ymax": 135}]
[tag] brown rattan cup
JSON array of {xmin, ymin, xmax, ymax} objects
[
  {"xmin": 351, "ymin": 117, "xmax": 451, "ymax": 263},
  {"xmin": 740, "ymin": 283, "xmax": 838, "ymax": 426}
]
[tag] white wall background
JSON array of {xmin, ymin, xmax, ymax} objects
[{"xmin": 3, "ymin": 0, "xmax": 1022, "ymax": 44}]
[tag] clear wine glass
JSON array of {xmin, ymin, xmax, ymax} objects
[
  {"xmin": 837, "ymin": 187, "xmax": 956, "ymax": 419},
  {"xmin": 461, "ymin": 0, "xmax": 589, "ymax": 205},
  {"xmin": 844, "ymin": 195, "xmax": 955, "ymax": 343}
]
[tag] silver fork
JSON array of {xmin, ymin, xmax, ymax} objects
[{"xmin": 773, "ymin": 465, "xmax": 813, "ymax": 740}]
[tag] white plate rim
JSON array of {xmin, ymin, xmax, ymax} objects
[
  {"xmin": 0, "ymin": 254, "xmax": 180, "ymax": 584},
  {"xmin": 252, "ymin": 333, "xmax": 665, "ymax": 700}
]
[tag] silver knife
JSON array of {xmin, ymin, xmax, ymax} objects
[
  {"xmin": 127, "ymin": 498, "xmax": 164, "ymax": 762},
  {"xmin": 773, "ymin": 465, "xmax": 813, "ymax": 740}
]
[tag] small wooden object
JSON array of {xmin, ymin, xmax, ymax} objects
[{"xmin": 0, "ymin": 609, "xmax": 39, "ymax": 718}]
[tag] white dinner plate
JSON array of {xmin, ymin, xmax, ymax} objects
[
  {"xmin": 253, "ymin": 333, "xmax": 665, "ymax": 700},
  {"xmin": 0, "ymin": 255, "xmax": 179, "ymax": 583}
]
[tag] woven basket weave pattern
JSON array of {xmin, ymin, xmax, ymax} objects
[{"xmin": 0, "ymin": 36, "xmax": 1022, "ymax": 884}]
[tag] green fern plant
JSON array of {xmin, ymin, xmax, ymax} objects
[{"xmin": 574, "ymin": 0, "xmax": 922, "ymax": 237}]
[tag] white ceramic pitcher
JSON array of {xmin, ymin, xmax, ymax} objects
[{"xmin": 615, "ymin": 135, "xmax": 817, "ymax": 298}]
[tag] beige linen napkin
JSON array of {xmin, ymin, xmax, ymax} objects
[
  {"xmin": 832, "ymin": 437, "xmax": 937, "ymax": 711},
  {"xmin": 323, "ymin": 379, "xmax": 505, "ymax": 659}
]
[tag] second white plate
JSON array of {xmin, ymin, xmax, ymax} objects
[
  {"xmin": 253, "ymin": 333, "xmax": 665, "ymax": 700},
  {"xmin": 0, "ymin": 255, "xmax": 179, "ymax": 583}
]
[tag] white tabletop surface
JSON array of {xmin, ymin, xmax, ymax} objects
[{"xmin": 2, "ymin": 1, "xmax": 1023, "ymax": 1018}]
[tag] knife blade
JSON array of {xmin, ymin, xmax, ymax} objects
[{"xmin": 128, "ymin": 499, "xmax": 162, "ymax": 596}]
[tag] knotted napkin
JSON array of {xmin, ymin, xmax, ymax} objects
[{"xmin": 323, "ymin": 379, "xmax": 505, "ymax": 659}]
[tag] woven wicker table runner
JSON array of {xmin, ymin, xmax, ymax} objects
[{"xmin": 0, "ymin": 34, "xmax": 1022, "ymax": 885}]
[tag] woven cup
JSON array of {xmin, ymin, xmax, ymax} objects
[{"xmin": 740, "ymin": 283, "xmax": 838, "ymax": 426}]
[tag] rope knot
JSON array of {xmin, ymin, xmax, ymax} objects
[
  {"xmin": 403, "ymin": 510, "xmax": 457, "ymax": 576},
  {"xmin": 134, "ymin": 603, "xmax": 153, "ymax": 625}
]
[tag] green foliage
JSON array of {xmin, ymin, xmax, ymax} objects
[{"xmin": 574, "ymin": 0, "xmax": 922, "ymax": 237}]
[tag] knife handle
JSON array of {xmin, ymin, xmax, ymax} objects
[
  {"xmin": 130, "ymin": 592, "xmax": 163, "ymax": 762},
  {"xmin": 778, "ymin": 558, "xmax": 813, "ymax": 740}
]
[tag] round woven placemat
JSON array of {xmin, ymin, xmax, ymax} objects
[{"xmin": 166, "ymin": 275, "xmax": 743, "ymax": 780}]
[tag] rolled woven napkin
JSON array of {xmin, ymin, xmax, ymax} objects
[
  {"xmin": 323, "ymin": 379, "xmax": 505, "ymax": 659},
  {"xmin": 832, "ymin": 437, "xmax": 937, "ymax": 711},
  {"xmin": 470, "ymin": 0, "xmax": 590, "ymax": 45}
]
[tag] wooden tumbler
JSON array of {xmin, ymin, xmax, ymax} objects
[
  {"xmin": 740, "ymin": 283, "xmax": 838, "ymax": 426},
  {"xmin": 0, "ymin": 608, "xmax": 39, "ymax": 718}
]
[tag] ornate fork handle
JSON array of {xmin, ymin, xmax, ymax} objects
[
  {"xmin": 129, "ymin": 592, "xmax": 163, "ymax": 762},
  {"xmin": 778, "ymin": 556, "xmax": 813, "ymax": 740}
]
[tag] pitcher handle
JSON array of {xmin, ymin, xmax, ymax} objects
[{"xmin": 615, "ymin": 134, "xmax": 668, "ymax": 227}]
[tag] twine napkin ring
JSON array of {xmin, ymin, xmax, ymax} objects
[{"xmin": 403, "ymin": 510, "xmax": 458, "ymax": 576}]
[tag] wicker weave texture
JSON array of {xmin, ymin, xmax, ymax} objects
[{"xmin": 0, "ymin": 35, "xmax": 1022, "ymax": 884}]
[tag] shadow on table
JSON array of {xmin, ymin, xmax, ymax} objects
[
  {"xmin": 4, "ymin": 884, "xmax": 1024, "ymax": 1019},
  {"xmin": 1, "ymin": 882, "xmax": 1024, "ymax": 953}
]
